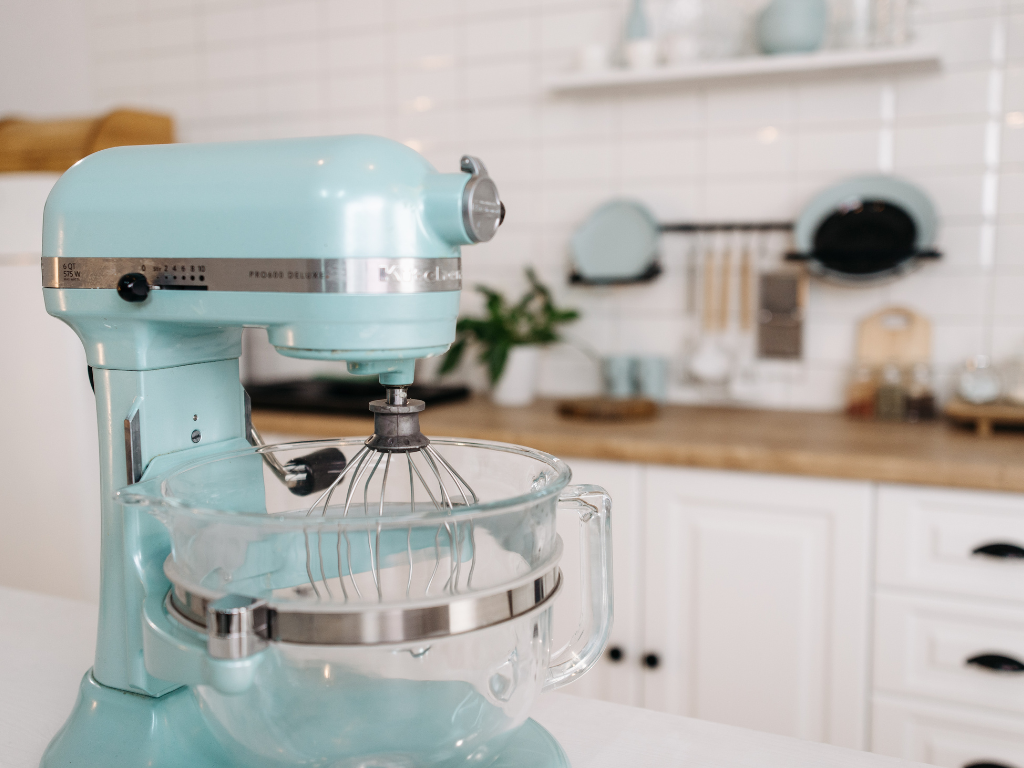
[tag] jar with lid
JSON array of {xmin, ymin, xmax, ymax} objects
[
  {"xmin": 904, "ymin": 362, "xmax": 935, "ymax": 422},
  {"xmin": 1001, "ymin": 357, "xmax": 1024, "ymax": 406},
  {"xmin": 875, "ymin": 363, "xmax": 906, "ymax": 421},
  {"xmin": 957, "ymin": 355, "xmax": 1001, "ymax": 405},
  {"xmin": 845, "ymin": 364, "xmax": 877, "ymax": 418}
]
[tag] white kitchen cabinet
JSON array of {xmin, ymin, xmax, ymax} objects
[
  {"xmin": 877, "ymin": 485, "xmax": 1024, "ymax": 604},
  {"xmin": 873, "ymin": 693, "xmax": 1024, "ymax": 768},
  {"xmin": 874, "ymin": 483, "xmax": 1024, "ymax": 767},
  {"xmin": 874, "ymin": 592, "xmax": 1024, "ymax": 717},
  {"xmin": 554, "ymin": 457, "xmax": 645, "ymax": 707},
  {"xmin": 642, "ymin": 467, "xmax": 873, "ymax": 749}
]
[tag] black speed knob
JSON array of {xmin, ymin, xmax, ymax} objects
[{"xmin": 117, "ymin": 273, "xmax": 150, "ymax": 302}]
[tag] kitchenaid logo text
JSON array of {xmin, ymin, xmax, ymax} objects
[{"xmin": 379, "ymin": 264, "xmax": 461, "ymax": 284}]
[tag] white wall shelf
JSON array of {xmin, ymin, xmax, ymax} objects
[{"xmin": 544, "ymin": 46, "xmax": 941, "ymax": 94}]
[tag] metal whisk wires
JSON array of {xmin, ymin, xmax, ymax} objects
[{"xmin": 301, "ymin": 386, "xmax": 478, "ymax": 604}]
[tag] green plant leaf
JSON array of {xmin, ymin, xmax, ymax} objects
[
  {"xmin": 442, "ymin": 267, "xmax": 579, "ymax": 383},
  {"xmin": 439, "ymin": 338, "xmax": 467, "ymax": 374},
  {"xmin": 483, "ymin": 340, "xmax": 511, "ymax": 384}
]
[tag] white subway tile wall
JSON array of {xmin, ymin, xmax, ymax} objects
[{"xmin": 83, "ymin": 0, "xmax": 1024, "ymax": 409}]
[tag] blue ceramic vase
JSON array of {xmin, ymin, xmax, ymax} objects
[{"xmin": 756, "ymin": 0, "xmax": 828, "ymax": 55}]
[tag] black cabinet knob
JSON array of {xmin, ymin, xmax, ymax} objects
[
  {"xmin": 964, "ymin": 763, "xmax": 1019, "ymax": 768},
  {"xmin": 607, "ymin": 646, "xmax": 624, "ymax": 663},
  {"xmin": 966, "ymin": 653, "xmax": 1024, "ymax": 673},
  {"xmin": 117, "ymin": 273, "xmax": 150, "ymax": 302},
  {"xmin": 972, "ymin": 542, "xmax": 1024, "ymax": 559},
  {"xmin": 643, "ymin": 652, "xmax": 660, "ymax": 669}
]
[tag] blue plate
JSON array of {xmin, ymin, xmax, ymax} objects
[{"xmin": 571, "ymin": 199, "xmax": 659, "ymax": 283}]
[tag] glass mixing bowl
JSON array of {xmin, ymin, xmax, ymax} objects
[{"xmin": 120, "ymin": 437, "xmax": 612, "ymax": 768}]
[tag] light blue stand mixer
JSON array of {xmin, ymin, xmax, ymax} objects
[{"xmin": 39, "ymin": 135, "xmax": 613, "ymax": 768}]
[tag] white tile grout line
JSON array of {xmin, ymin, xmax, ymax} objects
[
  {"xmin": 980, "ymin": 2, "xmax": 1008, "ymax": 354},
  {"xmin": 979, "ymin": 10, "xmax": 1007, "ymax": 271},
  {"xmin": 877, "ymin": 81, "xmax": 896, "ymax": 173}
]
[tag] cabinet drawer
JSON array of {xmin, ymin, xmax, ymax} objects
[
  {"xmin": 877, "ymin": 485, "xmax": 1024, "ymax": 603},
  {"xmin": 873, "ymin": 694, "xmax": 1024, "ymax": 768},
  {"xmin": 875, "ymin": 593, "xmax": 1024, "ymax": 716}
]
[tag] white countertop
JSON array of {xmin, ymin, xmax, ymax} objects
[{"xmin": 0, "ymin": 586, "xmax": 923, "ymax": 768}]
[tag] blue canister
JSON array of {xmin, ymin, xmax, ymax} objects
[{"xmin": 756, "ymin": 0, "xmax": 828, "ymax": 55}]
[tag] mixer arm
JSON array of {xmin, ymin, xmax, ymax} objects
[{"xmin": 245, "ymin": 393, "xmax": 347, "ymax": 497}]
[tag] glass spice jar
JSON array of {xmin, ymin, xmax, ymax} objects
[
  {"xmin": 905, "ymin": 363, "xmax": 935, "ymax": 422},
  {"xmin": 846, "ymin": 364, "xmax": 877, "ymax": 419},
  {"xmin": 957, "ymin": 355, "xmax": 1001, "ymax": 405},
  {"xmin": 875, "ymin": 363, "xmax": 906, "ymax": 421},
  {"xmin": 1001, "ymin": 357, "xmax": 1024, "ymax": 406}
]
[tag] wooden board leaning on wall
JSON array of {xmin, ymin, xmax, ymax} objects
[{"xmin": 0, "ymin": 109, "xmax": 174, "ymax": 173}]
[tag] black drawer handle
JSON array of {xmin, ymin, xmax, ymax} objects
[
  {"xmin": 607, "ymin": 646, "xmax": 624, "ymax": 663},
  {"xmin": 642, "ymin": 652, "xmax": 660, "ymax": 669},
  {"xmin": 972, "ymin": 543, "xmax": 1024, "ymax": 559},
  {"xmin": 966, "ymin": 654, "xmax": 1024, "ymax": 673},
  {"xmin": 964, "ymin": 763, "xmax": 1020, "ymax": 768}
]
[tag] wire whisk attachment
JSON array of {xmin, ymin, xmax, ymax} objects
[{"xmin": 299, "ymin": 386, "xmax": 479, "ymax": 604}]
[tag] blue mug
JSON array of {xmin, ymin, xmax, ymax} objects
[
  {"xmin": 603, "ymin": 356, "xmax": 636, "ymax": 399},
  {"xmin": 636, "ymin": 356, "xmax": 669, "ymax": 403}
]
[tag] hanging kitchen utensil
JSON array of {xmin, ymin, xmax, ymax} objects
[
  {"xmin": 570, "ymin": 199, "xmax": 661, "ymax": 284},
  {"xmin": 788, "ymin": 175, "xmax": 940, "ymax": 282},
  {"xmin": 718, "ymin": 236, "xmax": 732, "ymax": 332},
  {"xmin": 684, "ymin": 235, "xmax": 698, "ymax": 316},
  {"xmin": 739, "ymin": 239, "xmax": 753, "ymax": 332},
  {"xmin": 690, "ymin": 235, "xmax": 732, "ymax": 383},
  {"xmin": 757, "ymin": 271, "xmax": 805, "ymax": 360},
  {"xmin": 702, "ymin": 240, "xmax": 716, "ymax": 332}
]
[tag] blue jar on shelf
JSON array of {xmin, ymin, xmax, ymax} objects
[{"xmin": 756, "ymin": 0, "xmax": 829, "ymax": 55}]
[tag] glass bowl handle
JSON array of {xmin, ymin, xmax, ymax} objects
[{"xmin": 544, "ymin": 484, "xmax": 613, "ymax": 691}]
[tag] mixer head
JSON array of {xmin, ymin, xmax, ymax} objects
[{"xmin": 42, "ymin": 135, "xmax": 504, "ymax": 384}]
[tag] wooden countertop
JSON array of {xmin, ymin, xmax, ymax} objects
[{"xmin": 252, "ymin": 398, "xmax": 1024, "ymax": 494}]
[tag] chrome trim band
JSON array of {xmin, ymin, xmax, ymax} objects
[
  {"xmin": 41, "ymin": 256, "xmax": 462, "ymax": 293},
  {"xmin": 168, "ymin": 567, "xmax": 561, "ymax": 647}
]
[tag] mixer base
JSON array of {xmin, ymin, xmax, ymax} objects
[
  {"xmin": 494, "ymin": 717, "xmax": 572, "ymax": 767},
  {"xmin": 41, "ymin": 671, "xmax": 571, "ymax": 768},
  {"xmin": 40, "ymin": 671, "xmax": 236, "ymax": 768}
]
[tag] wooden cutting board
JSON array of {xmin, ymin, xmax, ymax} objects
[
  {"xmin": 856, "ymin": 306, "xmax": 931, "ymax": 367},
  {"xmin": 557, "ymin": 397, "xmax": 658, "ymax": 421},
  {"xmin": 0, "ymin": 109, "xmax": 174, "ymax": 173}
]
